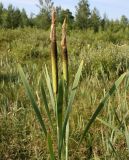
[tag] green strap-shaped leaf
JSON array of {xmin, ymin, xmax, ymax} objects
[
  {"xmin": 44, "ymin": 65, "xmax": 55, "ymax": 112},
  {"xmin": 47, "ymin": 133, "xmax": 56, "ymax": 160},
  {"xmin": 79, "ymin": 72, "xmax": 127, "ymax": 145},
  {"xmin": 61, "ymin": 60, "xmax": 83, "ymax": 148},
  {"xmin": 18, "ymin": 64, "xmax": 47, "ymax": 137},
  {"xmin": 40, "ymin": 80, "xmax": 54, "ymax": 132},
  {"xmin": 56, "ymin": 79, "xmax": 63, "ymax": 158},
  {"xmin": 125, "ymin": 124, "xmax": 129, "ymax": 151}
]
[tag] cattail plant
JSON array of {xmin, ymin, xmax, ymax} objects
[
  {"xmin": 50, "ymin": 8, "xmax": 58, "ymax": 95},
  {"xmin": 61, "ymin": 18, "xmax": 69, "ymax": 160},
  {"xmin": 18, "ymin": 7, "xmax": 87, "ymax": 160}
]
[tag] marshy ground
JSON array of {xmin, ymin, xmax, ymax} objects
[{"xmin": 0, "ymin": 28, "xmax": 129, "ymax": 159}]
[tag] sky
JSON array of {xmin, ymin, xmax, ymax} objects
[{"xmin": 0, "ymin": 0, "xmax": 129, "ymax": 19}]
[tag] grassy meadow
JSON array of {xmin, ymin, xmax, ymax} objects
[{"xmin": 1, "ymin": 27, "xmax": 129, "ymax": 159}]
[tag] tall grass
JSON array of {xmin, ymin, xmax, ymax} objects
[
  {"xmin": 1, "ymin": 12, "xmax": 129, "ymax": 160},
  {"xmin": 17, "ymin": 10, "xmax": 129, "ymax": 159}
]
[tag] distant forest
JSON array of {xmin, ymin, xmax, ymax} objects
[{"xmin": 0, "ymin": 0, "xmax": 129, "ymax": 32}]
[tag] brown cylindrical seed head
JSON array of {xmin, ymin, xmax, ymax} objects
[
  {"xmin": 61, "ymin": 18, "xmax": 68, "ymax": 84},
  {"xmin": 50, "ymin": 8, "xmax": 56, "ymax": 42},
  {"xmin": 50, "ymin": 8, "xmax": 58, "ymax": 94}
]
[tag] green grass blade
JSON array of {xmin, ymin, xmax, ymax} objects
[
  {"xmin": 108, "ymin": 140, "xmax": 122, "ymax": 160},
  {"xmin": 79, "ymin": 72, "xmax": 127, "ymax": 145},
  {"xmin": 63, "ymin": 82, "xmax": 69, "ymax": 160},
  {"xmin": 56, "ymin": 79, "xmax": 63, "ymax": 158},
  {"xmin": 65, "ymin": 121, "xmax": 69, "ymax": 160},
  {"xmin": 124, "ymin": 72, "xmax": 129, "ymax": 90},
  {"xmin": 113, "ymin": 108, "xmax": 122, "ymax": 126},
  {"xmin": 61, "ymin": 60, "xmax": 83, "ymax": 146},
  {"xmin": 125, "ymin": 124, "xmax": 129, "ymax": 151},
  {"xmin": 18, "ymin": 64, "xmax": 47, "ymax": 137},
  {"xmin": 47, "ymin": 133, "xmax": 56, "ymax": 160},
  {"xmin": 96, "ymin": 118, "xmax": 121, "ymax": 132},
  {"xmin": 44, "ymin": 65, "xmax": 55, "ymax": 112},
  {"xmin": 113, "ymin": 108, "xmax": 124, "ymax": 131},
  {"xmin": 40, "ymin": 80, "xmax": 54, "ymax": 132}
]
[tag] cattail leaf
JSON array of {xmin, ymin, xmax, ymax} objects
[
  {"xmin": 44, "ymin": 65, "xmax": 55, "ymax": 112},
  {"xmin": 56, "ymin": 79, "xmax": 63, "ymax": 157},
  {"xmin": 61, "ymin": 60, "xmax": 83, "ymax": 147},
  {"xmin": 65, "ymin": 121, "xmax": 69, "ymax": 160},
  {"xmin": 61, "ymin": 18, "xmax": 69, "ymax": 160},
  {"xmin": 79, "ymin": 72, "xmax": 127, "ymax": 145},
  {"xmin": 40, "ymin": 79, "xmax": 54, "ymax": 132},
  {"xmin": 47, "ymin": 133, "xmax": 56, "ymax": 160},
  {"xmin": 18, "ymin": 64, "xmax": 47, "ymax": 137}
]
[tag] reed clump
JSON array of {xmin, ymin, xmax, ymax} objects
[{"xmin": 18, "ymin": 8, "xmax": 129, "ymax": 160}]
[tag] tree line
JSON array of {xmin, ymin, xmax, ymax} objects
[{"xmin": 0, "ymin": 0, "xmax": 129, "ymax": 32}]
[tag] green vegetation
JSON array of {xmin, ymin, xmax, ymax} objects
[
  {"xmin": 1, "ymin": 24, "xmax": 129, "ymax": 159},
  {"xmin": 0, "ymin": 0, "xmax": 129, "ymax": 159}
]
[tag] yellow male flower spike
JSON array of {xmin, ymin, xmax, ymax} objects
[
  {"xmin": 50, "ymin": 8, "xmax": 58, "ymax": 95},
  {"xmin": 61, "ymin": 18, "xmax": 68, "ymax": 84}
]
